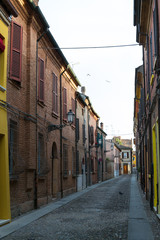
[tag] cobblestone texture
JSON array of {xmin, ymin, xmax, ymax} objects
[
  {"xmin": 2, "ymin": 175, "xmax": 160, "ymax": 240},
  {"xmin": 138, "ymin": 182, "xmax": 160, "ymax": 240}
]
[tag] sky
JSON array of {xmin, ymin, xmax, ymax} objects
[{"xmin": 39, "ymin": 0, "xmax": 142, "ymax": 140}]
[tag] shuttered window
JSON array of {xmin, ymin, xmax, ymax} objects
[
  {"xmin": 71, "ymin": 98, "xmax": 75, "ymax": 125},
  {"xmin": 63, "ymin": 144, "xmax": 68, "ymax": 177},
  {"xmin": 76, "ymin": 118, "xmax": 79, "ymax": 142},
  {"xmin": 52, "ymin": 73, "xmax": 58, "ymax": 114},
  {"xmin": 150, "ymin": 32, "xmax": 153, "ymax": 73},
  {"xmin": 38, "ymin": 58, "xmax": 44, "ymax": 102},
  {"xmin": 82, "ymin": 124, "xmax": 86, "ymax": 144},
  {"xmin": 9, "ymin": 120, "xmax": 18, "ymax": 174},
  {"xmin": 63, "ymin": 88, "xmax": 67, "ymax": 120},
  {"xmin": 10, "ymin": 21, "xmax": 22, "ymax": 82},
  {"xmin": 72, "ymin": 147, "xmax": 76, "ymax": 176},
  {"xmin": 89, "ymin": 126, "xmax": 94, "ymax": 145},
  {"xmin": 153, "ymin": 0, "xmax": 158, "ymax": 58}
]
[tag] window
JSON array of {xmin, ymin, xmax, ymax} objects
[
  {"xmin": 153, "ymin": 0, "xmax": 158, "ymax": 59},
  {"xmin": 89, "ymin": 126, "xmax": 94, "ymax": 145},
  {"xmin": 0, "ymin": 35, "xmax": 5, "ymax": 87},
  {"xmin": 71, "ymin": 98, "xmax": 75, "ymax": 125},
  {"xmin": 52, "ymin": 72, "xmax": 58, "ymax": 114},
  {"xmin": 38, "ymin": 58, "xmax": 44, "ymax": 102},
  {"xmin": 91, "ymin": 157, "xmax": 94, "ymax": 172},
  {"xmin": 76, "ymin": 150, "xmax": 79, "ymax": 174},
  {"xmin": 63, "ymin": 144, "xmax": 68, "ymax": 177},
  {"xmin": 76, "ymin": 118, "xmax": 79, "ymax": 142},
  {"xmin": 122, "ymin": 152, "xmax": 129, "ymax": 159},
  {"xmin": 9, "ymin": 120, "xmax": 18, "ymax": 174},
  {"xmin": 72, "ymin": 147, "xmax": 76, "ymax": 176},
  {"xmin": 38, "ymin": 133, "xmax": 45, "ymax": 175},
  {"xmin": 10, "ymin": 21, "xmax": 22, "ymax": 82},
  {"xmin": 63, "ymin": 88, "xmax": 67, "ymax": 120},
  {"xmin": 150, "ymin": 32, "xmax": 153, "ymax": 73},
  {"xmin": 82, "ymin": 124, "xmax": 86, "ymax": 145}
]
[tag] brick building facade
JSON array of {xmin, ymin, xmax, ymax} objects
[{"xmin": 7, "ymin": 0, "xmax": 80, "ymax": 217}]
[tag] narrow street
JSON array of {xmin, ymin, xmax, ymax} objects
[{"xmin": 1, "ymin": 175, "xmax": 160, "ymax": 240}]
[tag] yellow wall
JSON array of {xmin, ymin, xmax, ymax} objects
[
  {"xmin": 132, "ymin": 153, "xmax": 136, "ymax": 168},
  {"xmin": 156, "ymin": 120, "xmax": 160, "ymax": 213},
  {"xmin": 0, "ymin": 19, "xmax": 11, "ymax": 220}
]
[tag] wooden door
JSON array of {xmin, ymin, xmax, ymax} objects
[{"xmin": 123, "ymin": 164, "xmax": 128, "ymax": 174}]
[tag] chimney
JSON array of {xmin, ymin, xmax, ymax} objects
[
  {"xmin": 81, "ymin": 86, "xmax": 86, "ymax": 95},
  {"xmin": 32, "ymin": 0, "xmax": 39, "ymax": 6},
  {"xmin": 100, "ymin": 122, "xmax": 104, "ymax": 130}
]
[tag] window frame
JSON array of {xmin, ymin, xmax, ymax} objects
[
  {"xmin": 63, "ymin": 87, "xmax": 67, "ymax": 120},
  {"xmin": 52, "ymin": 72, "xmax": 58, "ymax": 115},
  {"xmin": 10, "ymin": 21, "xmax": 23, "ymax": 82},
  {"xmin": 38, "ymin": 58, "xmax": 45, "ymax": 103}
]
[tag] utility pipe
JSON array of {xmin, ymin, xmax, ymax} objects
[
  {"xmin": 60, "ymin": 66, "xmax": 69, "ymax": 198},
  {"xmin": 35, "ymin": 28, "xmax": 49, "ymax": 209}
]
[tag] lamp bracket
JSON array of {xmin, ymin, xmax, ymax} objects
[{"xmin": 48, "ymin": 124, "xmax": 65, "ymax": 132}]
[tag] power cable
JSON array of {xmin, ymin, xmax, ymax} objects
[{"xmin": 39, "ymin": 43, "xmax": 139, "ymax": 50}]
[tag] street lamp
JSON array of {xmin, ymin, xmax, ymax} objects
[{"xmin": 48, "ymin": 109, "xmax": 75, "ymax": 132}]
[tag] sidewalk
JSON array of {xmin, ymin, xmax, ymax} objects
[
  {"xmin": 0, "ymin": 178, "xmax": 114, "ymax": 239},
  {"xmin": 128, "ymin": 174, "xmax": 154, "ymax": 240}
]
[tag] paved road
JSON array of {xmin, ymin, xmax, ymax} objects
[{"xmin": 1, "ymin": 174, "xmax": 159, "ymax": 240}]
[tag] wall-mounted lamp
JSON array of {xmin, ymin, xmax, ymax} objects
[{"xmin": 48, "ymin": 109, "xmax": 75, "ymax": 132}]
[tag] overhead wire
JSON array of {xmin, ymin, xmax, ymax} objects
[{"xmin": 39, "ymin": 43, "xmax": 139, "ymax": 50}]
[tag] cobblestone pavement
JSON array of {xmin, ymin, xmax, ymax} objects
[
  {"xmin": 2, "ymin": 175, "xmax": 160, "ymax": 240},
  {"xmin": 138, "ymin": 182, "xmax": 160, "ymax": 240}
]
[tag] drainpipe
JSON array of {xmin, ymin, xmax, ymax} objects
[
  {"xmin": 35, "ymin": 28, "xmax": 49, "ymax": 209},
  {"xmin": 88, "ymin": 104, "xmax": 91, "ymax": 186},
  {"xmin": 60, "ymin": 66, "xmax": 69, "ymax": 198},
  {"xmin": 75, "ymin": 93, "xmax": 78, "ymax": 192},
  {"xmin": 146, "ymin": 35, "xmax": 153, "ymax": 210}
]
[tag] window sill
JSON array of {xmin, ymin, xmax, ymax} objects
[
  {"xmin": 0, "ymin": 85, "xmax": 6, "ymax": 92},
  {"xmin": 8, "ymin": 78, "xmax": 21, "ymax": 90},
  {"xmin": 52, "ymin": 112, "xmax": 58, "ymax": 119},
  {"xmin": 38, "ymin": 100, "xmax": 45, "ymax": 108}
]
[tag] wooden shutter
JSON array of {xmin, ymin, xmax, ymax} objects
[
  {"xmin": 76, "ymin": 118, "xmax": 79, "ymax": 142},
  {"xmin": 39, "ymin": 58, "xmax": 44, "ymax": 102},
  {"xmin": 63, "ymin": 144, "xmax": 68, "ymax": 176},
  {"xmin": 153, "ymin": 0, "xmax": 158, "ymax": 58},
  {"xmin": 150, "ymin": 32, "xmax": 153, "ymax": 73},
  {"xmin": 72, "ymin": 98, "xmax": 75, "ymax": 125},
  {"xmin": 9, "ymin": 120, "xmax": 18, "ymax": 174},
  {"xmin": 10, "ymin": 21, "xmax": 22, "ymax": 82},
  {"xmin": 63, "ymin": 88, "xmax": 67, "ymax": 120},
  {"xmin": 52, "ymin": 73, "xmax": 58, "ymax": 114},
  {"xmin": 83, "ymin": 124, "xmax": 86, "ymax": 144},
  {"xmin": 89, "ymin": 126, "xmax": 94, "ymax": 145}
]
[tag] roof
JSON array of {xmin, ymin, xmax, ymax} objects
[
  {"xmin": 97, "ymin": 126, "xmax": 107, "ymax": 136},
  {"xmin": 118, "ymin": 144, "xmax": 132, "ymax": 151},
  {"xmin": 1, "ymin": 0, "xmax": 18, "ymax": 17},
  {"xmin": 77, "ymin": 92, "xmax": 100, "ymax": 118},
  {"xmin": 26, "ymin": 0, "xmax": 81, "ymax": 87}
]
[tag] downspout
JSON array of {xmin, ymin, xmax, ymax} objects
[
  {"xmin": 88, "ymin": 104, "xmax": 91, "ymax": 186},
  {"xmin": 96, "ymin": 120, "xmax": 99, "ymax": 182},
  {"xmin": 75, "ymin": 93, "xmax": 78, "ymax": 192},
  {"xmin": 35, "ymin": 28, "xmax": 49, "ymax": 209},
  {"xmin": 146, "ymin": 34, "xmax": 153, "ymax": 210},
  {"xmin": 60, "ymin": 66, "xmax": 68, "ymax": 198}
]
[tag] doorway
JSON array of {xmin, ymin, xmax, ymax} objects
[{"xmin": 123, "ymin": 164, "xmax": 128, "ymax": 174}]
